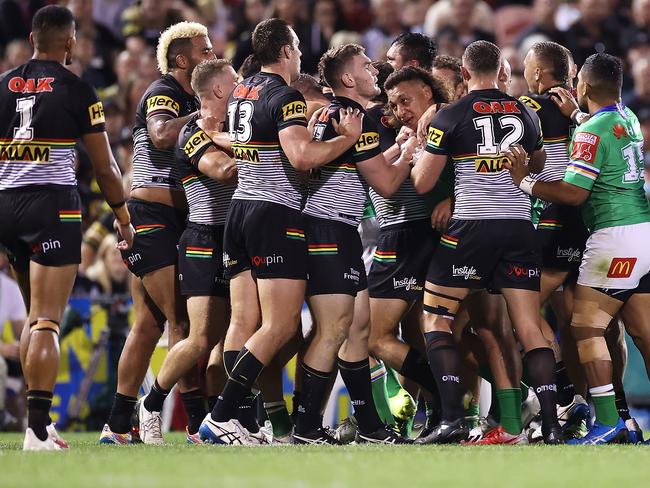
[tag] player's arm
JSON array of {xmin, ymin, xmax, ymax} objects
[
  {"xmin": 411, "ymin": 151, "xmax": 448, "ymax": 194},
  {"xmin": 503, "ymin": 144, "xmax": 590, "ymax": 205},
  {"xmin": 197, "ymin": 117, "xmax": 233, "ymax": 152},
  {"xmin": 411, "ymin": 108, "xmax": 455, "ymax": 193},
  {"xmin": 196, "ymin": 146, "xmax": 237, "ymax": 185},
  {"xmin": 148, "ymin": 113, "xmax": 197, "ymax": 150},
  {"xmin": 528, "ymin": 148, "xmax": 546, "ymax": 173},
  {"xmin": 357, "ymin": 137, "xmax": 418, "ymax": 197},
  {"xmin": 548, "ymin": 87, "xmax": 590, "ymax": 125}
]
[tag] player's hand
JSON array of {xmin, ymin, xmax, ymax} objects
[
  {"xmin": 396, "ymin": 126, "xmax": 415, "ymax": 148},
  {"xmin": 417, "ymin": 103, "xmax": 444, "ymax": 144},
  {"xmin": 113, "ymin": 220, "xmax": 136, "ymax": 251},
  {"xmin": 333, "ymin": 107, "xmax": 364, "ymax": 140},
  {"xmin": 400, "ymin": 135, "xmax": 419, "ymax": 164},
  {"xmin": 308, "ymin": 106, "xmax": 327, "ymax": 136},
  {"xmin": 198, "ymin": 115, "xmax": 223, "ymax": 133},
  {"xmin": 431, "ymin": 197, "xmax": 453, "ymax": 232},
  {"xmin": 502, "ymin": 144, "xmax": 530, "ymax": 186},
  {"xmin": 548, "ymin": 87, "xmax": 579, "ymax": 118},
  {"xmin": 0, "ymin": 341, "xmax": 20, "ymax": 361}
]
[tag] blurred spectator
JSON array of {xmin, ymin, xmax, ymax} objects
[
  {"xmin": 92, "ymin": 0, "xmax": 131, "ymax": 38},
  {"xmin": 424, "ymin": 0, "xmax": 494, "ymax": 38},
  {"xmin": 0, "ymin": 0, "xmax": 47, "ymax": 51},
  {"xmin": 563, "ymin": 0, "xmax": 625, "ymax": 68},
  {"xmin": 622, "ymin": 0, "xmax": 650, "ymax": 52},
  {"xmin": 340, "ymin": 0, "xmax": 373, "ymax": 33},
  {"xmin": 72, "ymin": 29, "xmax": 113, "ymax": 89},
  {"xmin": 363, "ymin": 0, "xmax": 407, "ymax": 61},
  {"xmin": 1, "ymin": 38, "xmax": 32, "ymax": 71},
  {"xmin": 625, "ymin": 58, "xmax": 650, "ymax": 116},
  {"xmin": 301, "ymin": 0, "xmax": 346, "ymax": 75},
  {"xmin": 402, "ymin": 0, "xmax": 433, "ymax": 33},
  {"xmin": 515, "ymin": 0, "xmax": 566, "ymax": 50},
  {"xmin": 430, "ymin": 0, "xmax": 496, "ymax": 50},
  {"xmin": 231, "ymin": 0, "xmax": 267, "ymax": 71},
  {"xmin": 329, "ymin": 30, "xmax": 363, "ymax": 49},
  {"xmin": 121, "ymin": 0, "xmax": 197, "ymax": 47}
]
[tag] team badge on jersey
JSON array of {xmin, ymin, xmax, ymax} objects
[
  {"xmin": 571, "ymin": 132, "xmax": 600, "ymax": 164},
  {"xmin": 88, "ymin": 101, "xmax": 105, "ymax": 126},
  {"xmin": 519, "ymin": 96, "xmax": 541, "ymax": 112}
]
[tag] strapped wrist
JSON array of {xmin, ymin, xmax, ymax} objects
[
  {"xmin": 112, "ymin": 203, "xmax": 131, "ymax": 226},
  {"xmin": 519, "ymin": 175, "xmax": 537, "ymax": 196}
]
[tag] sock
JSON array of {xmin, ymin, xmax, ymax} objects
[
  {"xmin": 425, "ymin": 400, "xmax": 441, "ymax": 426},
  {"xmin": 523, "ymin": 348, "xmax": 558, "ymax": 433},
  {"xmin": 295, "ymin": 362, "xmax": 332, "ymax": 434},
  {"xmin": 591, "ymin": 384, "xmax": 618, "ymax": 426},
  {"xmin": 264, "ymin": 401, "xmax": 293, "ymax": 437},
  {"xmin": 211, "ymin": 348, "xmax": 264, "ymax": 422},
  {"xmin": 291, "ymin": 390, "xmax": 300, "ymax": 422},
  {"xmin": 27, "ymin": 390, "xmax": 52, "ymax": 441},
  {"xmin": 555, "ymin": 361, "xmax": 576, "ymax": 407},
  {"xmin": 208, "ymin": 395, "xmax": 219, "ymax": 411},
  {"xmin": 424, "ymin": 331, "xmax": 465, "ymax": 421},
  {"xmin": 385, "ymin": 366, "xmax": 403, "ymax": 398},
  {"xmin": 338, "ymin": 357, "xmax": 383, "ymax": 434},
  {"xmin": 496, "ymin": 389, "xmax": 522, "ymax": 435},
  {"xmin": 615, "ymin": 390, "xmax": 631, "ymax": 421},
  {"xmin": 143, "ymin": 379, "xmax": 170, "ymax": 413},
  {"xmin": 223, "ymin": 350, "xmax": 239, "ymax": 376},
  {"xmin": 107, "ymin": 393, "xmax": 137, "ymax": 434},
  {"xmin": 180, "ymin": 390, "xmax": 205, "ymax": 435},
  {"xmin": 465, "ymin": 402, "xmax": 480, "ymax": 428},
  {"xmin": 520, "ymin": 380, "xmax": 530, "ymax": 401},
  {"xmin": 400, "ymin": 347, "xmax": 440, "ymax": 398},
  {"xmin": 370, "ymin": 361, "xmax": 395, "ymax": 425},
  {"xmin": 237, "ymin": 393, "xmax": 260, "ymax": 433}
]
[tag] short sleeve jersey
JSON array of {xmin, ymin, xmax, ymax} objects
[
  {"xmin": 424, "ymin": 89, "xmax": 543, "ymax": 221},
  {"xmin": 175, "ymin": 115, "xmax": 235, "ymax": 226},
  {"xmin": 0, "ymin": 60, "xmax": 105, "ymax": 190},
  {"xmin": 228, "ymin": 72, "xmax": 308, "ymax": 210},
  {"xmin": 131, "ymin": 74, "xmax": 199, "ymax": 192},
  {"xmin": 303, "ymin": 96, "xmax": 382, "ymax": 227},
  {"xmin": 563, "ymin": 105, "xmax": 650, "ymax": 231}
]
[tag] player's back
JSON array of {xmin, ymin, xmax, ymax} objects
[
  {"xmin": 227, "ymin": 71, "xmax": 308, "ymax": 211},
  {"xmin": 426, "ymin": 88, "xmax": 543, "ymax": 221},
  {"xmin": 0, "ymin": 59, "xmax": 105, "ymax": 190}
]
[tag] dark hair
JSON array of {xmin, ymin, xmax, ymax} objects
[
  {"xmin": 291, "ymin": 73, "xmax": 326, "ymax": 100},
  {"xmin": 166, "ymin": 38, "xmax": 193, "ymax": 71},
  {"xmin": 32, "ymin": 5, "xmax": 74, "ymax": 47},
  {"xmin": 390, "ymin": 33, "xmax": 437, "ymax": 70},
  {"xmin": 384, "ymin": 66, "xmax": 450, "ymax": 104},
  {"xmin": 318, "ymin": 43, "xmax": 365, "ymax": 89},
  {"xmin": 432, "ymin": 54, "xmax": 463, "ymax": 88},
  {"xmin": 371, "ymin": 61, "xmax": 394, "ymax": 104},
  {"xmin": 530, "ymin": 41, "xmax": 569, "ymax": 84},
  {"xmin": 463, "ymin": 40, "xmax": 501, "ymax": 74},
  {"xmin": 240, "ymin": 54, "xmax": 261, "ymax": 78},
  {"xmin": 581, "ymin": 53, "xmax": 623, "ymax": 98},
  {"xmin": 252, "ymin": 18, "xmax": 294, "ymax": 66},
  {"xmin": 191, "ymin": 59, "xmax": 233, "ymax": 97}
]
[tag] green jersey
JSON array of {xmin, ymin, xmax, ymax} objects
[{"xmin": 563, "ymin": 105, "xmax": 650, "ymax": 231}]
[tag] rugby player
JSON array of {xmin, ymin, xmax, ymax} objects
[
  {"xmin": 505, "ymin": 53, "xmax": 650, "ymax": 444},
  {"xmin": 138, "ymin": 59, "xmax": 238, "ymax": 444},
  {"xmin": 432, "ymin": 55, "xmax": 466, "ymax": 101},
  {"xmin": 386, "ymin": 33, "xmax": 437, "ymax": 71},
  {"xmin": 0, "ymin": 5, "xmax": 134, "ymax": 450},
  {"xmin": 112, "ymin": 21, "xmax": 216, "ymax": 445},
  {"xmin": 411, "ymin": 40, "xmax": 563, "ymax": 444},
  {"xmin": 198, "ymin": 19, "xmax": 363, "ymax": 445}
]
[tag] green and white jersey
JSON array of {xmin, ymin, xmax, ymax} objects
[{"xmin": 564, "ymin": 104, "xmax": 650, "ymax": 231}]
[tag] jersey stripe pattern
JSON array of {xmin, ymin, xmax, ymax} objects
[
  {"xmin": 228, "ymin": 72, "xmax": 308, "ymax": 211},
  {"xmin": 176, "ymin": 115, "xmax": 234, "ymax": 225},
  {"xmin": 425, "ymin": 89, "xmax": 543, "ymax": 221},
  {"xmin": 303, "ymin": 97, "xmax": 382, "ymax": 227},
  {"xmin": 0, "ymin": 60, "xmax": 105, "ymax": 189},
  {"xmin": 131, "ymin": 74, "xmax": 199, "ymax": 192},
  {"xmin": 369, "ymin": 179, "xmax": 428, "ymax": 228}
]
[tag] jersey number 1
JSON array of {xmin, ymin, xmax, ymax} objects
[{"xmin": 14, "ymin": 96, "xmax": 35, "ymax": 141}]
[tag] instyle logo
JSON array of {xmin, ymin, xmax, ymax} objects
[
  {"xmin": 556, "ymin": 246, "xmax": 582, "ymax": 263},
  {"xmin": 452, "ymin": 265, "xmax": 480, "ymax": 280},
  {"xmin": 393, "ymin": 277, "xmax": 422, "ymax": 291}
]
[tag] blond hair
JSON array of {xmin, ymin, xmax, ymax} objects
[{"xmin": 156, "ymin": 21, "xmax": 208, "ymax": 74}]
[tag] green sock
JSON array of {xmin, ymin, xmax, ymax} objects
[
  {"xmin": 520, "ymin": 381, "xmax": 530, "ymax": 401},
  {"xmin": 465, "ymin": 402, "xmax": 480, "ymax": 429},
  {"xmin": 370, "ymin": 361, "xmax": 395, "ymax": 426},
  {"xmin": 264, "ymin": 401, "xmax": 293, "ymax": 437},
  {"xmin": 496, "ymin": 389, "xmax": 522, "ymax": 435},
  {"xmin": 591, "ymin": 386, "xmax": 619, "ymax": 426},
  {"xmin": 385, "ymin": 366, "xmax": 402, "ymax": 398}
]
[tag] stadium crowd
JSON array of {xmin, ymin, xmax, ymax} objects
[{"xmin": 1, "ymin": 0, "xmax": 650, "ymax": 450}]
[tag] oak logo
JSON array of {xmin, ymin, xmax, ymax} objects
[
  {"xmin": 146, "ymin": 95, "xmax": 180, "ymax": 116},
  {"xmin": 607, "ymin": 257, "xmax": 636, "ymax": 278},
  {"xmin": 183, "ymin": 130, "xmax": 211, "ymax": 157},
  {"xmin": 88, "ymin": 101, "xmax": 105, "ymax": 126},
  {"xmin": 232, "ymin": 83, "xmax": 262, "ymax": 100},
  {"xmin": 472, "ymin": 101, "xmax": 521, "ymax": 114},
  {"xmin": 355, "ymin": 132, "xmax": 379, "ymax": 152},
  {"xmin": 8, "ymin": 76, "xmax": 54, "ymax": 93},
  {"xmin": 281, "ymin": 101, "xmax": 307, "ymax": 121}
]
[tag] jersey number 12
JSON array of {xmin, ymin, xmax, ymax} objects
[{"xmin": 474, "ymin": 115, "xmax": 524, "ymax": 155}]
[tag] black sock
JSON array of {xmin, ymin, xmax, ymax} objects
[
  {"xmin": 27, "ymin": 390, "xmax": 52, "ymax": 441},
  {"xmin": 223, "ymin": 350, "xmax": 239, "ymax": 376},
  {"xmin": 144, "ymin": 379, "xmax": 170, "ymax": 413},
  {"xmin": 211, "ymin": 348, "xmax": 264, "ymax": 422},
  {"xmin": 524, "ymin": 347, "xmax": 559, "ymax": 433},
  {"xmin": 424, "ymin": 331, "xmax": 465, "ymax": 421},
  {"xmin": 208, "ymin": 395, "xmax": 219, "ymax": 412},
  {"xmin": 180, "ymin": 390, "xmax": 206, "ymax": 435},
  {"xmin": 400, "ymin": 347, "xmax": 442, "ymax": 419},
  {"xmin": 107, "ymin": 393, "xmax": 137, "ymax": 434},
  {"xmin": 291, "ymin": 390, "xmax": 301, "ymax": 422},
  {"xmin": 555, "ymin": 361, "xmax": 576, "ymax": 406},
  {"xmin": 295, "ymin": 362, "xmax": 331, "ymax": 434},
  {"xmin": 338, "ymin": 357, "xmax": 383, "ymax": 434},
  {"xmin": 238, "ymin": 394, "xmax": 260, "ymax": 433},
  {"xmin": 615, "ymin": 390, "xmax": 631, "ymax": 421}
]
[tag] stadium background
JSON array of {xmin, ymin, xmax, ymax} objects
[{"xmin": 1, "ymin": 0, "xmax": 650, "ymax": 433}]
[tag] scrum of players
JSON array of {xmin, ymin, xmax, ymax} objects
[{"xmin": 1, "ymin": 5, "xmax": 649, "ymax": 450}]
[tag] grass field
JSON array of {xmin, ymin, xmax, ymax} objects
[{"xmin": 1, "ymin": 432, "xmax": 649, "ymax": 488}]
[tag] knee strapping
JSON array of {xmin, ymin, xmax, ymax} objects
[
  {"xmin": 571, "ymin": 299, "xmax": 613, "ymax": 329},
  {"xmin": 576, "ymin": 336, "xmax": 611, "ymax": 363},
  {"xmin": 423, "ymin": 289, "xmax": 461, "ymax": 319},
  {"xmin": 29, "ymin": 319, "xmax": 60, "ymax": 335}
]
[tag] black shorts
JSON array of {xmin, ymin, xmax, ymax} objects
[
  {"xmin": 305, "ymin": 215, "xmax": 367, "ymax": 296},
  {"xmin": 599, "ymin": 272, "xmax": 650, "ymax": 302},
  {"xmin": 120, "ymin": 198, "xmax": 187, "ymax": 278},
  {"xmin": 538, "ymin": 204, "xmax": 589, "ymax": 271},
  {"xmin": 0, "ymin": 185, "xmax": 82, "ymax": 271},
  {"xmin": 427, "ymin": 219, "xmax": 541, "ymax": 292},
  {"xmin": 178, "ymin": 222, "xmax": 229, "ymax": 297},
  {"xmin": 368, "ymin": 220, "xmax": 439, "ymax": 301},
  {"xmin": 223, "ymin": 199, "xmax": 307, "ymax": 280}
]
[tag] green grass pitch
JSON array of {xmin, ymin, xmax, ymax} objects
[{"xmin": 0, "ymin": 432, "xmax": 649, "ymax": 488}]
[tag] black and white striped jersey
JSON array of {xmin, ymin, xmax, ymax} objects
[
  {"xmin": 303, "ymin": 96, "xmax": 382, "ymax": 227},
  {"xmin": 0, "ymin": 60, "xmax": 106, "ymax": 190},
  {"xmin": 175, "ymin": 115, "xmax": 234, "ymax": 225},
  {"xmin": 227, "ymin": 72, "xmax": 308, "ymax": 210},
  {"xmin": 131, "ymin": 74, "xmax": 199, "ymax": 192},
  {"xmin": 425, "ymin": 89, "xmax": 543, "ymax": 221},
  {"xmin": 519, "ymin": 90, "xmax": 572, "ymax": 182}
]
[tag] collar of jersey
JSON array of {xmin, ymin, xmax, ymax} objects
[
  {"xmin": 541, "ymin": 84, "xmax": 570, "ymax": 95},
  {"xmin": 592, "ymin": 103, "xmax": 626, "ymax": 118},
  {"xmin": 333, "ymin": 96, "xmax": 365, "ymax": 111}
]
